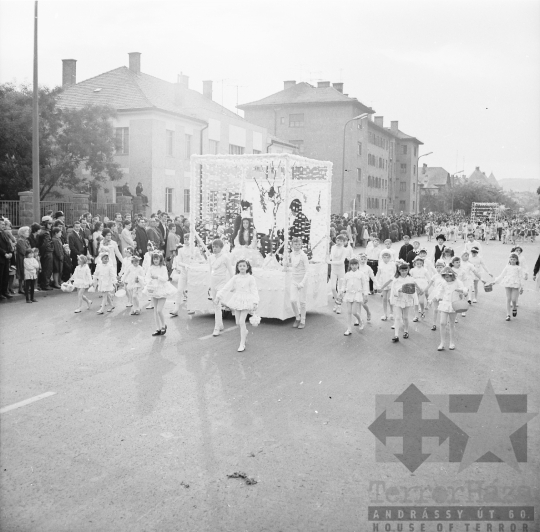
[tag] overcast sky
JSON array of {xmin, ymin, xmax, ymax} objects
[{"xmin": 1, "ymin": 0, "xmax": 539, "ymax": 182}]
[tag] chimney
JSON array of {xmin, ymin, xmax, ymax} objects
[
  {"xmin": 284, "ymin": 80, "xmax": 296, "ymax": 90},
  {"xmin": 390, "ymin": 120, "xmax": 398, "ymax": 132},
  {"xmin": 317, "ymin": 81, "xmax": 330, "ymax": 88},
  {"xmin": 177, "ymin": 73, "xmax": 189, "ymax": 88},
  {"xmin": 374, "ymin": 116, "xmax": 384, "ymax": 127},
  {"xmin": 475, "ymin": 166, "xmax": 480, "ymax": 170},
  {"xmin": 203, "ymin": 80, "xmax": 213, "ymax": 100},
  {"xmin": 332, "ymin": 82, "xmax": 344, "ymax": 93},
  {"xmin": 128, "ymin": 52, "xmax": 141, "ymax": 74},
  {"xmin": 62, "ymin": 59, "xmax": 77, "ymax": 88}
]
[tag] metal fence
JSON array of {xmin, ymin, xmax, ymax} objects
[
  {"xmin": 40, "ymin": 202, "xmax": 75, "ymax": 225},
  {"xmin": 88, "ymin": 203, "xmax": 128, "ymax": 221},
  {"xmin": 0, "ymin": 201, "xmax": 20, "ymax": 226}
]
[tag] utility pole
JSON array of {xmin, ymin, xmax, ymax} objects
[{"xmin": 32, "ymin": 1, "xmax": 40, "ymax": 220}]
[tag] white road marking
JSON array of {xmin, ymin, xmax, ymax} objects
[
  {"xmin": 199, "ymin": 325, "xmax": 238, "ymax": 340},
  {"xmin": 0, "ymin": 391, "xmax": 57, "ymax": 414}
]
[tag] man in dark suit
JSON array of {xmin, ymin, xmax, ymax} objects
[
  {"xmin": 398, "ymin": 235, "xmax": 413, "ymax": 261},
  {"xmin": 68, "ymin": 220, "xmax": 87, "ymax": 273},
  {"xmin": 134, "ymin": 219, "xmax": 149, "ymax": 257},
  {"xmin": 157, "ymin": 213, "xmax": 168, "ymax": 253},
  {"xmin": 405, "ymin": 240, "xmax": 421, "ymax": 267}
]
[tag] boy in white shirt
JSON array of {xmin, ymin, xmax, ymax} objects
[
  {"xmin": 327, "ymin": 234, "xmax": 353, "ymax": 314},
  {"xmin": 285, "ymin": 237, "xmax": 310, "ymax": 329}
]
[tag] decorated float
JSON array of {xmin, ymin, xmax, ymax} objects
[{"xmin": 185, "ymin": 153, "xmax": 333, "ymax": 320}]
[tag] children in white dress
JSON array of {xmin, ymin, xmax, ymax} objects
[
  {"xmin": 357, "ymin": 253, "xmax": 377, "ymax": 322},
  {"xmin": 216, "ymin": 259, "xmax": 259, "ymax": 352},
  {"xmin": 144, "ymin": 252, "xmax": 177, "ymax": 336},
  {"xmin": 208, "ymin": 239, "xmax": 234, "ymax": 336},
  {"xmin": 380, "ymin": 261, "xmax": 422, "ymax": 343},
  {"xmin": 468, "ymin": 247, "xmax": 492, "ymax": 302},
  {"xmin": 119, "ymin": 247, "xmax": 135, "ymax": 308},
  {"xmin": 285, "ymin": 237, "xmax": 310, "ymax": 329},
  {"xmin": 375, "ymin": 251, "xmax": 395, "ymax": 321},
  {"xmin": 487, "ymin": 253, "xmax": 525, "ymax": 321},
  {"xmin": 410, "ymin": 256, "xmax": 431, "ymax": 322},
  {"xmin": 339, "ymin": 258, "xmax": 368, "ymax": 335},
  {"xmin": 70, "ymin": 254, "xmax": 93, "ymax": 312},
  {"xmin": 426, "ymin": 260, "xmax": 446, "ymax": 331},
  {"xmin": 431, "ymin": 266, "xmax": 467, "ymax": 351},
  {"xmin": 93, "ymin": 253, "xmax": 117, "ymax": 314},
  {"xmin": 123, "ymin": 255, "xmax": 145, "ymax": 315}
]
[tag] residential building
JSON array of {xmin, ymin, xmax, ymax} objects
[
  {"xmin": 468, "ymin": 167, "xmax": 490, "ymax": 186},
  {"xmin": 239, "ymin": 81, "xmax": 422, "ymax": 215},
  {"xmin": 57, "ymin": 53, "xmax": 268, "ymax": 214},
  {"xmin": 418, "ymin": 164, "xmax": 451, "ymax": 195},
  {"xmin": 388, "ymin": 122, "xmax": 423, "ymax": 214}
]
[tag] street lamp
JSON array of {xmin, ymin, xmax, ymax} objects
[
  {"xmin": 341, "ymin": 113, "xmax": 369, "ymax": 214},
  {"xmin": 416, "ymin": 151, "xmax": 433, "ymax": 214}
]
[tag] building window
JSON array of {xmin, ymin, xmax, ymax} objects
[
  {"xmin": 166, "ymin": 130, "xmax": 174, "ymax": 156},
  {"xmin": 413, "ymin": 164, "xmax": 416, "ymax": 175},
  {"xmin": 413, "ymin": 183, "xmax": 416, "ymax": 192},
  {"xmin": 185, "ymin": 134, "xmax": 192, "ymax": 160},
  {"xmin": 414, "ymin": 146, "xmax": 417, "ymax": 156},
  {"xmin": 400, "ymin": 163, "xmax": 407, "ymax": 173},
  {"xmin": 357, "ymin": 142, "xmax": 362, "ymax": 156},
  {"xmin": 280, "ymin": 117, "xmax": 285, "ymax": 125},
  {"xmin": 413, "ymin": 201, "xmax": 415, "ymax": 211},
  {"xmin": 289, "ymin": 140, "xmax": 304, "ymax": 154},
  {"xmin": 289, "ymin": 113, "xmax": 304, "ymax": 127},
  {"xmin": 115, "ymin": 127, "xmax": 129, "ymax": 155},
  {"xmin": 400, "ymin": 181, "xmax": 407, "ymax": 192},
  {"xmin": 165, "ymin": 188, "xmax": 173, "ymax": 212},
  {"xmin": 356, "ymin": 168, "xmax": 362, "ymax": 183},
  {"xmin": 229, "ymin": 144, "xmax": 245, "ymax": 155},
  {"xmin": 184, "ymin": 189, "xmax": 190, "ymax": 213},
  {"xmin": 253, "ymin": 149, "xmax": 261, "ymax": 155},
  {"xmin": 209, "ymin": 140, "xmax": 219, "ymax": 154},
  {"xmin": 402, "ymin": 145, "xmax": 408, "ymax": 155},
  {"xmin": 400, "ymin": 200, "xmax": 406, "ymax": 211},
  {"xmin": 355, "ymin": 194, "xmax": 361, "ymax": 208}
]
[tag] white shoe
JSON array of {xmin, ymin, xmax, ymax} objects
[
  {"xmin": 472, "ymin": 299, "xmax": 477, "ymax": 303},
  {"xmin": 213, "ymin": 328, "xmax": 221, "ymax": 336},
  {"xmin": 332, "ymin": 305, "xmax": 337, "ymax": 312},
  {"xmin": 389, "ymin": 314, "xmax": 394, "ymax": 320},
  {"xmin": 336, "ymin": 306, "xmax": 342, "ymax": 314},
  {"xmin": 461, "ymin": 312, "xmax": 466, "ymax": 317},
  {"xmin": 237, "ymin": 344, "xmax": 245, "ymax": 352}
]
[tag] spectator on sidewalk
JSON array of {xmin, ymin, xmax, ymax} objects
[
  {"xmin": 16, "ymin": 226, "xmax": 31, "ymax": 294},
  {"xmin": 68, "ymin": 220, "xmax": 87, "ymax": 273},
  {"xmin": 52, "ymin": 227, "xmax": 64, "ymax": 288},
  {"xmin": 38, "ymin": 216, "xmax": 54, "ymax": 291}
]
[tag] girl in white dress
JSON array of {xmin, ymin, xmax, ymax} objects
[
  {"xmin": 123, "ymin": 255, "xmax": 145, "ymax": 315},
  {"xmin": 339, "ymin": 258, "xmax": 368, "ymax": 335},
  {"xmin": 216, "ymin": 260, "xmax": 259, "ymax": 352},
  {"xmin": 70, "ymin": 254, "xmax": 93, "ymax": 313},
  {"xmin": 93, "ymin": 253, "xmax": 117, "ymax": 314},
  {"xmin": 119, "ymin": 247, "xmax": 135, "ymax": 308},
  {"xmin": 459, "ymin": 252, "xmax": 481, "ymax": 307},
  {"xmin": 468, "ymin": 247, "xmax": 492, "ymax": 302},
  {"xmin": 487, "ymin": 253, "xmax": 525, "ymax": 321},
  {"xmin": 380, "ymin": 261, "xmax": 422, "ymax": 343},
  {"xmin": 375, "ymin": 251, "xmax": 395, "ymax": 321},
  {"xmin": 208, "ymin": 239, "xmax": 234, "ymax": 336},
  {"xmin": 426, "ymin": 260, "xmax": 446, "ymax": 331},
  {"xmin": 410, "ymin": 256, "xmax": 431, "ymax": 322},
  {"xmin": 144, "ymin": 252, "xmax": 177, "ymax": 336},
  {"xmin": 231, "ymin": 218, "xmax": 263, "ymax": 268},
  {"xmin": 431, "ymin": 266, "xmax": 467, "ymax": 351}
]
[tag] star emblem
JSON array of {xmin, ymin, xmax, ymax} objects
[{"xmin": 449, "ymin": 381, "xmax": 537, "ymax": 472}]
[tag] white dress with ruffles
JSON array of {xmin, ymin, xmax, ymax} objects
[
  {"xmin": 143, "ymin": 265, "xmax": 177, "ymax": 299},
  {"xmin": 217, "ymin": 274, "xmax": 259, "ymax": 311},
  {"xmin": 493, "ymin": 264, "xmax": 523, "ymax": 289},
  {"xmin": 72, "ymin": 264, "xmax": 92, "ymax": 289},
  {"xmin": 340, "ymin": 270, "xmax": 368, "ymax": 303}
]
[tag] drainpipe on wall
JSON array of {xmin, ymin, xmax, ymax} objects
[{"xmin": 199, "ymin": 123, "xmax": 209, "ymax": 215}]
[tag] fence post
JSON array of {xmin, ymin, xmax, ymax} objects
[
  {"xmin": 71, "ymin": 193, "xmax": 90, "ymax": 223},
  {"xmin": 117, "ymin": 196, "xmax": 133, "ymax": 219},
  {"xmin": 19, "ymin": 191, "xmax": 35, "ymax": 226}
]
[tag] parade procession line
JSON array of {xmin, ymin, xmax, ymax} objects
[
  {"xmin": 0, "ymin": 391, "xmax": 57, "ymax": 414},
  {"xmin": 198, "ymin": 325, "xmax": 239, "ymax": 340}
]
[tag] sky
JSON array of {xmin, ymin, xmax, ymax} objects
[{"xmin": 1, "ymin": 0, "xmax": 539, "ymax": 182}]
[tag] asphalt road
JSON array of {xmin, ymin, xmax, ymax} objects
[{"xmin": 1, "ymin": 236, "xmax": 539, "ymax": 532}]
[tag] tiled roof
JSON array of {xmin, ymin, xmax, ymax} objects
[
  {"xmin": 419, "ymin": 166, "xmax": 450, "ymax": 188},
  {"xmin": 388, "ymin": 127, "xmax": 423, "ymax": 145},
  {"xmin": 487, "ymin": 172, "xmax": 500, "ymax": 188},
  {"xmin": 268, "ymin": 135, "xmax": 298, "ymax": 148},
  {"xmin": 468, "ymin": 168, "xmax": 489, "ymax": 184},
  {"xmin": 57, "ymin": 66, "xmax": 245, "ymax": 123},
  {"xmin": 237, "ymin": 82, "xmax": 374, "ymax": 112}
]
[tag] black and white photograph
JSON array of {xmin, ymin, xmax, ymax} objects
[{"xmin": 0, "ymin": 1, "xmax": 539, "ymax": 531}]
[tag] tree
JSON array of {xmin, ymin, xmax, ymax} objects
[
  {"xmin": 419, "ymin": 181, "xmax": 519, "ymax": 214},
  {"xmin": 0, "ymin": 83, "xmax": 122, "ymax": 200}
]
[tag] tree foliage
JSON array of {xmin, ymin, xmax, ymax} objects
[
  {"xmin": 0, "ymin": 83, "xmax": 122, "ymax": 200},
  {"xmin": 420, "ymin": 181, "xmax": 519, "ymax": 215}
]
